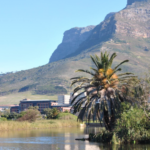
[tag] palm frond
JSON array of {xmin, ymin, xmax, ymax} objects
[
  {"xmin": 90, "ymin": 55, "xmax": 99, "ymax": 69},
  {"xmin": 71, "ymin": 91, "xmax": 86, "ymax": 104},
  {"xmin": 108, "ymin": 53, "xmax": 117, "ymax": 68},
  {"xmin": 113, "ymin": 60, "xmax": 129, "ymax": 71},
  {"xmin": 76, "ymin": 69, "xmax": 95, "ymax": 76}
]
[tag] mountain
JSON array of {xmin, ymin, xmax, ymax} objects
[
  {"xmin": 127, "ymin": 0, "xmax": 150, "ymax": 5},
  {"xmin": 49, "ymin": 26, "xmax": 95, "ymax": 63},
  {"xmin": 1, "ymin": 0, "xmax": 150, "ymax": 101}
]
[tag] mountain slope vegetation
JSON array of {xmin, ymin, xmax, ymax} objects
[{"xmin": 0, "ymin": 0, "xmax": 150, "ymax": 103}]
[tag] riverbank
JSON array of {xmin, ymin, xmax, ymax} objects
[{"xmin": 0, "ymin": 120, "xmax": 80, "ymax": 131}]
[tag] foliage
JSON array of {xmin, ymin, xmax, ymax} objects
[
  {"xmin": 55, "ymin": 113, "xmax": 77, "ymax": 120},
  {"xmin": 114, "ymin": 103, "xmax": 150, "ymax": 143},
  {"xmin": 17, "ymin": 109, "xmax": 41, "ymax": 122},
  {"xmin": 43, "ymin": 108, "xmax": 52, "ymax": 119},
  {"xmin": 3, "ymin": 109, "xmax": 10, "ymax": 116},
  {"xmin": 7, "ymin": 112, "xmax": 19, "ymax": 120},
  {"xmin": 0, "ymin": 117, "xmax": 7, "ymax": 121},
  {"xmin": 91, "ymin": 102, "xmax": 150, "ymax": 144},
  {"xmin": 71, "ymin": 52, "xmax": 136, "ymax": 131},
  {"xmin": 18, "ymin": 84, "xmax": 37, "ymax": 92},
  {"xmin": 1, "ymin": 109, "xmax": 11, "ymax": 119},
  {"xmin": 35, "ymin": 85, "xmax": 67, "ymax": 95},
  {"xmin": 1, "ymin": 112, "xmax": 20, "ymax": 120},
  {"xmin": 64, "ymin": 110, "xmax": 69, "ymax": 113},
  {"xmin": 28, "ymin": 106, "xmax": 39, "ymax": 110},
  {"xmin": 43, "ymin": 108, "xmax": 60, "ymax": 119}
]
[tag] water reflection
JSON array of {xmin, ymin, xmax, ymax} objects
[
  {"xmin": 0, "ymin": 128, "xmax": 100, "ymax": 150},
  {"xmin": 0, "ymin": 128, "xmax": 149, "ymax": 150}
]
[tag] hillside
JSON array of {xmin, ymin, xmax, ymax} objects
[{"xmin": 1, "ymin": 0, "xmax": 150, "ymax": 104}]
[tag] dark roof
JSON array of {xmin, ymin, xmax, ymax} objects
[
  {"xmin": 11, "ymin": 106, "xmax": 19, "ymax": 108},
  {"xmin": 20, "ymin": 100, "xmax": 57, "ymax": 103},
  {"xmin": 52, "ymin": 104, "xmax": 71, "ymax": 107}
]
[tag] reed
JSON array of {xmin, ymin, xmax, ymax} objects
[{"xmin": 0, "ymin": 120, "xmax": 80, "ymax": 131}]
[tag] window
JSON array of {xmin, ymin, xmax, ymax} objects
[{"xmin": 37, "ymin": 103, "xmax": 49, "ymax": 111}]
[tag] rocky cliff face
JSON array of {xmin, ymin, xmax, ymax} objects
[
  {"xmin": 127, "ymin": 0, "xmax": 150, "ymax": 5},
  {"xmin": 116, "ymin": 2, "xmax": 150, "ymax": 38},
  {"xmin": 104, "ymin": 12, "xmax": 116, "ymax": 20},
  {"xmin": 49, "ymin": 26, "xmax": 95, "ymax": 63},
  {"xmin": 50, "ymin": 0, "xmax": 150, "ymax": 62}
]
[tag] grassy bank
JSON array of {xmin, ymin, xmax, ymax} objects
[{"xmin": 0, "ymin": 120, "xmax": 80, "ymax": 131}]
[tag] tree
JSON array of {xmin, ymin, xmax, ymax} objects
[
  {"xmin": 43, "ymin": 108, "xmax": 60, "ymax": 119},
  {"xmin": 17, "ymin": 109, "xmax": 41, "ymax": 122},
  {"xmin": 43, "ymin": 108, "xmax": 52, "ymax": 119},
  {"xmin": 71, "ymin": 52, "xmax": 136, "ymax": 131},
  {"xmin": 28, "ymin": 106, "xmax": 39, "ymax": 110}
]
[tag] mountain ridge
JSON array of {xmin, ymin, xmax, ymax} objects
[
  {"xmin": 49, "ymin": 25, "xmax": 95, "ymax": 63},
  {"xmin": 1, "ymin": 0, "xmax": 150, "ymax": 102}
]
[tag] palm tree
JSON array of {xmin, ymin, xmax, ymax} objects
[{"xmin": 71, "ymin": 52, "xmax": 136, "ymax": 131}]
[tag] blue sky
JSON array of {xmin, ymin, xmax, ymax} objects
[{"xmin": 0, "ymin": 0, "xmax": 126, "ymax": 73}]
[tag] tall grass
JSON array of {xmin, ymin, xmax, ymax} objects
[{"xmin": 0, "ymin": 120, "xmax": 80, "ymax": 131}]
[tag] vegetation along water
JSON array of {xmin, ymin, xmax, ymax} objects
[{"xmin": 71, "ymin": 51, "xmax": 150, "ymax": 145}]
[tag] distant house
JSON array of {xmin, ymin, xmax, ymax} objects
[
  {"xmin": 10, "ymin": 93, "xmax": 86, "ymax": 113},
  {"xmin": 10, "ymin": 106, "xmax": 19, "ymax": 113},
  {"xmin": 19, "ymin": 99, "xmax": 57, "ymax": 113},
  {"xmin": 0, "ymin": 105, "xmax": 16, "ymax": 112}
]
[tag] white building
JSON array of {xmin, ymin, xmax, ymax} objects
[
  {"xmin": 58, "ymin": 95, "xmax": 71, "ymax": 104},
  {"xmin": 57, "ymin": 92, "xmax": 87, "ymax": 105}
]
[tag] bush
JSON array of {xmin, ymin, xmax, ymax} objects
[
  {"xmin": 55, "ymin": 113, "xmax": 77, "ymax": 120},
  {"xmin": 0, "ymin": 117, "xmax": 7, "ymax": 121},
  {"xmin": 90, "ymin": 102, "xmax": 150, "ymax": 144},
  {"xmin": 28, "ymin": 106, "xmax": 39, "ymax": 110},
  {"xmin": 17, "ymin": 109, "xmax": 41, "ymax": 122},
  {"xmin": 35, "ymin": 85, "xmax": 67, "ymax": 95},
  {"xmin": 7, "ymin": 112, "xmax": 19, "ymax": 120},
  {"xmin": 43, "ymin": 108, "xmax": 60, "ymax": 119},
  {"xmin": 114, "ymin": 104, "xmax": 150, "ymax": 143},
  {"xmin": 17, "ymin": 111, "xmax": 27, "ymax": 118},
  {"xmin": 18, "ymin": 84, "xmax": 37, "ymax": 92},
  {"xmin": 64, "ymin": 110, "xmax": 69, "ymax": 113}
]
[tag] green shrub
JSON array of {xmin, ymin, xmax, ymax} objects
[
  {"xmin": 64, "ymin": 110, "xmax": 69, "ymax": 113},
  {"xmin": 7, "ymin": 112, "xmax": 19, "ymax": 120},
  {"xmin": 0, "ymin": 117, "xmax": 7, "ymax": 121},
  {"xmin": 55, "ymin": 113, "xmax": 77, "ymax": 120},
  {"xmin": 18, "ymin": 84, "xmax": 37, "ymax": 92},
  {"xmin": 28, "ymin": 106, "xmax": 39, "ymax": 110},
  {"xmin": 35, "ymin": 85, "xmax": 67, "ymax": 95},
  {"xmin": 43, "ymin": 108, "xmax": 60, "ymax": 119},
  {"xmin": 114, "ymin": 104, "xmax": 150, "ymax": 143},
  {"xmin": 17, "ymin": 109, "xmax": 41, "ymax": 122},
  {"xmin": 90, "ymin": 102, "xmax": 150, "ymax": 144}
]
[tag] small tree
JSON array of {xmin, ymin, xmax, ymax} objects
[
  {"xmin": 43, "ymin": 108, "xmax": 52, "ymax": 119},
  {"xmin": 17, "ymin": 109, "xmax": 41, "ymax": 122},
  {"xmin": 8, "ymin": 112, "xmax": 19, "ymax": 120},
  {"xmin": 28, "ymin": 106, "xmax": 39, "ymax": 110},
  {"xmin": 43, "ymin": 108, "xmax": 60, "ymax": 119}
]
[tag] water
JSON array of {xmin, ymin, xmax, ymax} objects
[{"xmin": 0, "ymin": 127, "xmax": 149, "ymax": 150}]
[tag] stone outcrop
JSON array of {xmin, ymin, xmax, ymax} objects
[
  {"xmin": 104, "ymin": 12, "xmax": 116, "ymax": 20},
  {"xmin": 127, "ymin": 0, "xmax": 150, "ymax": 5},
  {"xmin": 49, "ymin": 26, "xmax": 95, "ymax": 63},
  {"xmin": 62, "ymin": 0, "xmax": 150, "ymax": 58},
  {"xmin": 115, "ymin": 2, "xmax": 150, "ymax": 38},
  {"xmin": 49, "ymin": 0, "xmax": 150, "ymax": 62}
]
